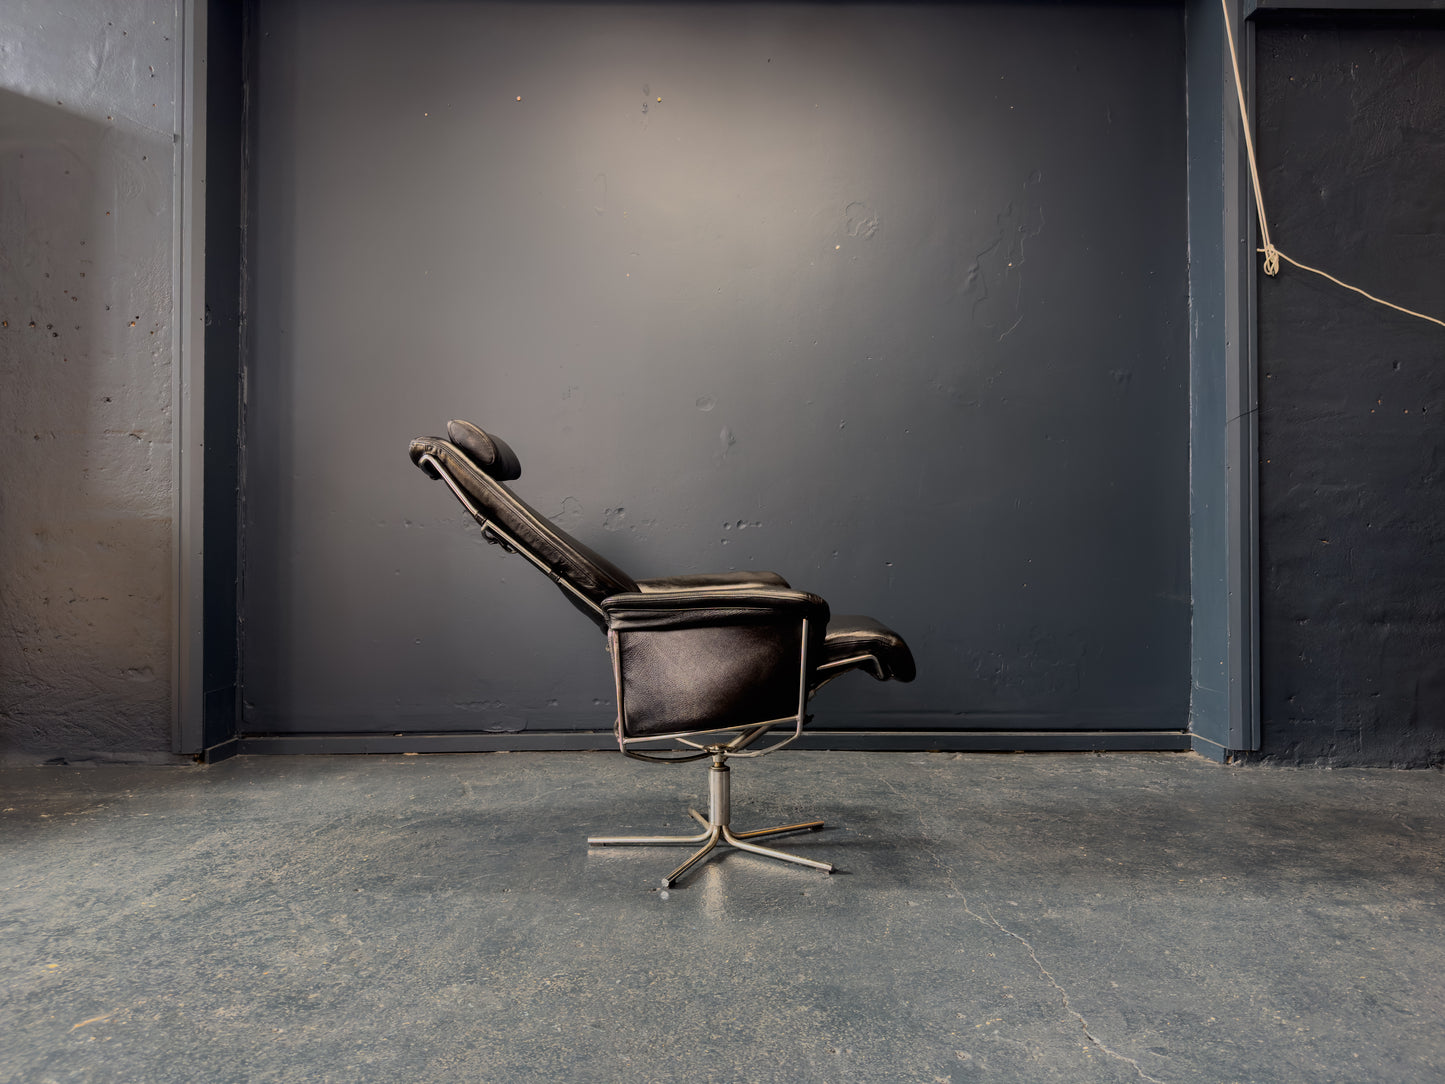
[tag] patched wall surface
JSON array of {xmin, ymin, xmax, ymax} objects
[{"xmin": 0, "ymin": 2, "xmax": 179, "ymax": 760}]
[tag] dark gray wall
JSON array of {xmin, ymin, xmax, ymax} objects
[
  {"xmin": 0, "ymin": 1, "xmax": 181, "ymax": 763},
  {"xmin": 200, "ymin": 0, "xmax": 247, "ymax": 750},
  {"xmin": 1255, "ymin": 14, "xmax": 1445, "ymax": 767},
  {"xmin": 243, "ymin": 0, "xmax": 1193, "ymax": 739}
]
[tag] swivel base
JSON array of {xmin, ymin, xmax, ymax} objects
[{"xmin": 587, "ymin": 755, "xmax": 834, "ymax": 887}]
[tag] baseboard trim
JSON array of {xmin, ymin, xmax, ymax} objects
[
  {"xmin": 232, "ymin": 729, "xmax": 1191, "ymax": 756},
  {"xmin": 201, "ymin": 737, "xmax": 241, "ymax": 764}
]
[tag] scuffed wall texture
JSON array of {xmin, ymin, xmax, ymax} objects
[
  {"xmin": 0, "ymin": 2, "xmax": 179, "ymax": 761},
  {"xmin": 1255, "ymin": 17, "xmax": 1445, "ymax": 767}
]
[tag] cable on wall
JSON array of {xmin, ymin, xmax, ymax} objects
[{"xmin": 1220, "ymin": 0, "xmax": 1445, "ymax": 331}]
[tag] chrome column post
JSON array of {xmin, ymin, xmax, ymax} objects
[{"xmin": 708, "ymin": 755, "xmax": 730, "ymax": 827}]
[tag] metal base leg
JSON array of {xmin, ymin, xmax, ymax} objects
[
  {"xmin": 660, "ymin": 825, "xmax": 722, "ymax": 887},
  {"xmin": 586, "ymin": 823, "xmax": 713, "ymax": 846},
  {"xmin": 587, "ymin": 752, "xmax": 834, "ymax": 886}
]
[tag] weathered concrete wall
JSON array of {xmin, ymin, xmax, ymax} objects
[
  {"xmin": 1254, "ymin": 17, "xmax": 1445, "ymax": 767},
  {"xmin": 0, "ymin": 2, "xmax": 180, "ymax": 761}
]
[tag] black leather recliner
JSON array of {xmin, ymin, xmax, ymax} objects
[{"xmin": 410, "ymin": 419, "xmax": 914, "ymax": 886}]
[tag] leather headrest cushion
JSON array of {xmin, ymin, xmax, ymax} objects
[{"xmin": 446, "ymin": 420, "xmax": 521, "ymax": 481}]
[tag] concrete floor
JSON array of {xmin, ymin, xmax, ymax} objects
[{"xmin": 1, "ymin": 751, "xmax": 1442, "ymax": 1084}]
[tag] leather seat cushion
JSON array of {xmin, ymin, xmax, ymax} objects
[{"xmin": 821, "ymin": 614, "xmax": 916, "ymax": 683}]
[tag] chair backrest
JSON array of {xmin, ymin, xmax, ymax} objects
[{"xmin": 409, "ymin": 421, "xmax": 637, "ymax": 629}]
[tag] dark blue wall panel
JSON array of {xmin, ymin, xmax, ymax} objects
[{"xmin": 242, "ymin": 1, "xmax": 1191, "ymax": 738}]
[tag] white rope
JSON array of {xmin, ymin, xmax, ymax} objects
[
  {"xmin": 1220, "ymin": 0, "xmax": 1444, "ymax": 329},
  {"xmin": 1220, "ymin": 0, "xmax": 1280, "ymax": 276},
  {"xmin": 1264, "ymin": 249, "xmax": 1445, "ymax": 330}
]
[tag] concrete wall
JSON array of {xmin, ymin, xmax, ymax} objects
[
  {"xmin": 0, "ymin": 1, "xmax": 181, "ymax": 762},
  {"xmin": 1253, "ymin": 15, "xmax": 1445, "ymax": 767}
]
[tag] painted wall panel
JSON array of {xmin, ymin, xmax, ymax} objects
[{"xmin": 243, "ymin": 1, "xmax": 1192, "ymax": 737}]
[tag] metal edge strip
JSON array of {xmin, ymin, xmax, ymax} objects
[
  {"xmin": 232, "ymin": 730, "xmax": 1192, "ymax": 756},
  {"xmin": 173, "ymin": 0, "xmax": 208, "ymax": 755}
]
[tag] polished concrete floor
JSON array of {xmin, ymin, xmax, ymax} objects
[{"xmin": 2, "ymin": 751, "xmax": 1442, "ymax": 1084}]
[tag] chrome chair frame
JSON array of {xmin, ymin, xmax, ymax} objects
[
  {"xmin": 424, "ymin": 446, "xmax": 835, "ymax": 883},
  {"xmin": 588, "ymin": 616, "xmax": 834, "ymax": 886},
  {"xmin": 418, "ymin": 451, "xmax": 608, "ymax": 620},
  {"xmin": 411, "ymin": 424, "xmax": 913, "ymax": 887}
]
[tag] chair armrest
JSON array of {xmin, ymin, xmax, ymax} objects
[
  {"xmin": 633, "ymin": 570, "xmax": 790, "ymax": 593},
  {"xmin": 602, "ymin": 587, "xmax": 828, "ymax": 632}
]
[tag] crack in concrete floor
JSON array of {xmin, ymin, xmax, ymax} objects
[{"xmin": 869, "ymin": 760, "xmax": 1166, "ymax": 1083}]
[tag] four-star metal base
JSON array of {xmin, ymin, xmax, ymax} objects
[{"xmin": 588, "ymin": 752, "xmax": 835, "ymax": 887}]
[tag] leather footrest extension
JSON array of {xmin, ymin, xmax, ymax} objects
[{"xmin": 821, "ymin": 615, "xmax": 916, "ymax": 683}]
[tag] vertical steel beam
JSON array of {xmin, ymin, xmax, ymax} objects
[
  {"xmin": 1188, "ymin": 0, "xmax": 1261, "ymax": 759},
  {"xmin": 173, "ymin": 0, "xmax": 208, "ymax": 754},
  {"xmin": 1223, "ymin": 3, "xmax": 1261, "ymax": 754}
]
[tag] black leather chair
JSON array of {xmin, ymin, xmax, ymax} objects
[{"xmin": 410, "ymin": 420, "xmax": 915, "ymax": 885}]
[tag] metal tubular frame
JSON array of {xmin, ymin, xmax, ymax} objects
[
  {"xmin": 418, "ymin": 453, "xmax": 606, "ymax": 619},
  {"xmin": 809, "ymin": 652, "xmax": 885, "ymax": 695},
  {"xmin": 592, "ymin": 617, "xmax": 834, "ymax": 885},
  {"xmin": 422, "ymin": 448, "xmax": 834, "ymax": 885},
  {"xmin": 610, "ymin": 618, "xmax": 813, "ymax": 760}
]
